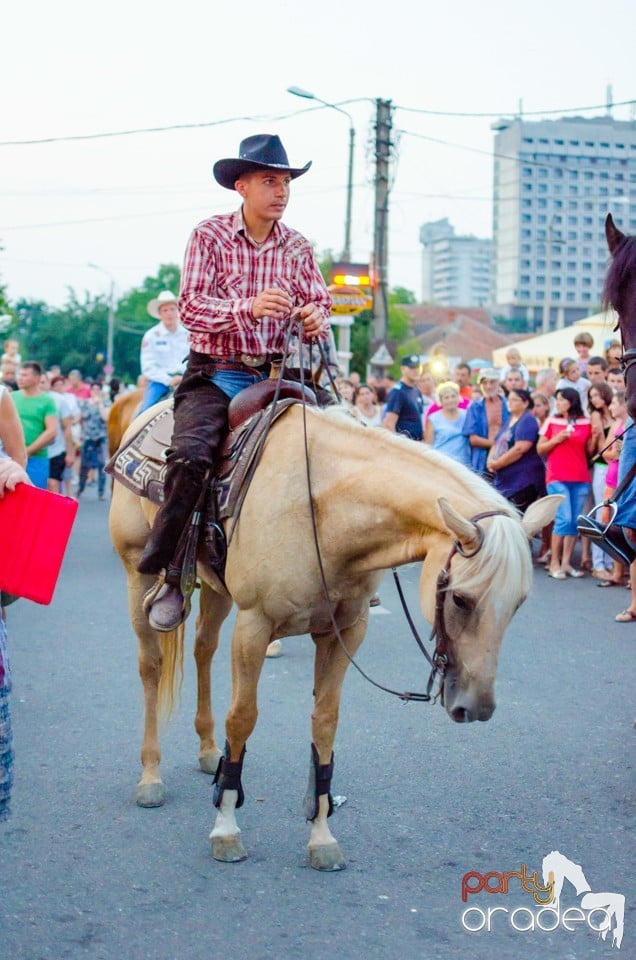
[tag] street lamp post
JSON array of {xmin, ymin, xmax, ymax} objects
[
  {"xmin": 88, "ymin": 263, "xmax": 116, "ymax": 379},
  {"xmin": 287, "ymin": 86, "xmax": 354, "ymax": 261}
]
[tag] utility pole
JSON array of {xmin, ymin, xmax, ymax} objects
[{"xmin": 372, "ymin": 98, "xmax": 393, "ymax": 343}]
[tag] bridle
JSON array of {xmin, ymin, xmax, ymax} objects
[{"xmin": 390, "ymin": 511, "xmax": 506, "ymax": 702}]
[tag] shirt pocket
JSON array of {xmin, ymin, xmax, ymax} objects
[{"xmin": 222, "ymin": 273, "xmax": 250, "ymax": 299}]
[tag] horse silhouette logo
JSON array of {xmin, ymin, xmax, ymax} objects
[{"xmin": 542, "ymin": 850, "xmax": 625, "ymax": 950}]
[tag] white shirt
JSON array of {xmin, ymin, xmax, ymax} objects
[
  {"xmin": 48, "ymin": 391, "xmax": 74, "ymax": 458},
  {"xmin": 140, "ymin": 321, "xmax": 189, "ymax": 386}
]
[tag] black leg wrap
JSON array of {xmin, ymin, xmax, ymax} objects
[
  {"xmin": 303, "ymin": 743, "xmax": 334, "ymax": 821},
  {"xmin": 212, "ymin": 740, "xmax": 246, "ymax": 810}
]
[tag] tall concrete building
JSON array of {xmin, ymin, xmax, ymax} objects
[
  {"xmin": 492, "ymin": 114, "xmax": 636, "ymax": 331},
  {"xmin": 419, "ymin": 218, "xmax": 492, "ymax": 306}
]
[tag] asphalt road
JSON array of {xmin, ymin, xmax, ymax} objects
[{"xmin": 1, "ymin": 488, "xmax": 634, "ymax": 960}]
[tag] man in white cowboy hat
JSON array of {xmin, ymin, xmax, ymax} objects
[
  {"xmin": 137, "ymin": 133, "xmax": 332, "ymax": 633},
  {"xmin": 139, "ymin": 291, "xmax": 189, "ymax": 413}
]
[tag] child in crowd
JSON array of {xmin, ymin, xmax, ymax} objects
[
  {"xmin": 556, "ymin": 357, "xmax": 591, "ymax": 408},
  {"xmin": 607, "ymin": 369, "xmax": 626, "ymax": 391},
  {"xmin": 573, "ymin": 331, "xmax": 594, "ymax": 374},
  {"xmin": 1, "ymin": 339, "xmax": 21, "ymax": 368},
  {"xmin": 499, "ymin": 346, "xmax": 529, "ymax": 388}
]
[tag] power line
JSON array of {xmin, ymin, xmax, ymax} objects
[
  {"xmin": 0, "ymin": 101, "xmax": 371, "ymax": 148},
  {"xmin": 3, "ymin": 96, "xmax": 633, "ymax": 149},
  {"xmin": 394, "ymin": 98, "xmax": 636, "ymax": 119},
  {"xmin": 396, "ymin": 126, "xmax": 636, "ymax": 181}
]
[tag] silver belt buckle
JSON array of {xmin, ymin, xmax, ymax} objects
[{"xmin": 240, "ymin": 353, "xmax": 267, "ymax": 367}]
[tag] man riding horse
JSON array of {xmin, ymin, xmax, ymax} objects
[{"xmin": 138, "ymin": 135, "xmax": 332, "ymax": 631}]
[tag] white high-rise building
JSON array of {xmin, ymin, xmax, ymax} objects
[
  {"xmin": 492, "ymin": 114, "xmax": 636, "ymax": 331},
  {"xmin": 419, "ymin": 218, "xmax": 492, "ymax": 306}
]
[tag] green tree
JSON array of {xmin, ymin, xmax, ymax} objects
[{"xmin": 389, "ymin": 286, "xmax": 416, "ymax": 305}]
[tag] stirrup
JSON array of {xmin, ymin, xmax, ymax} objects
[
  {"xmin": 142, "ymin": 571, "xmax": 166, "ymax": 615},
  {"xmin": 577, "ymin": 503, "xmax": 636, "ymax": 568}
]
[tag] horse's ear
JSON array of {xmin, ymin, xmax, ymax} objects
[
  {"xmin": 521, "ymin": 494, "xmax": 564, "ymax": 538},
  {"xmin": 437, "ymin": 497, "xmax": 480, "ymax": 549},
  {"xmin": 606, "ymin": 213, "xmax": 625, "ymax": 255}
]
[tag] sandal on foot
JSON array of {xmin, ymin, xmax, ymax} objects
[
  {"xmin": 565, "ymin": 568, "xmax": 585, "ymax": 578},
  {"xmin": 615, "ymin": 609, "xmax": 636, "ymax": 622},
  {"xmin": 598, "ymin": 578, "xmax": 622, "ymax": 588},
  {"xmin": 547, "ymin": 570, "xmax": 566, "ymax": 580}
]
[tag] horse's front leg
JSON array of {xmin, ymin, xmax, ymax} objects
[
  {"xmin": 194, "ymin": 581, "xmax": 232, "ymax": 775},
  {"xmin": 210, "ymin": 609, "xmax": 270, "ymax": 863},
  {"xmin": 129, "ymin": 571, "xmax": 172, "ymax": 808},
  {"xmin": 306, "ymin": 613, "xmax": 368, "ymax": 871}
]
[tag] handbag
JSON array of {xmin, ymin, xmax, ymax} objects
[{"xmin": 577, "ymin": 461, "xmax": 636, "ymax": 568}]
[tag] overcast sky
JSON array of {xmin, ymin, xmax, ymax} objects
[{"xmin": 2, "ymin": 0, "xmax": 635, "ymax": 309}]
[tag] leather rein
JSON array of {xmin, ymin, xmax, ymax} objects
[{"xmin": 292, "ymin": 342, "xmax": 507, "ymax": 704}]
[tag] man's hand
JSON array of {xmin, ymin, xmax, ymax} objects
[
  {"xmin": 169, "ymin": 374, "xmax": 183, "ymax": 388},
  {"xmin": 0, "ymin": 459, "xmax": 31, "ymax": 497},
  {"xmin": 297, "ymin": 302, "xmax": 327, "ymax": 338},
  {"xmin": 252, "ymin": 287, "xmax": 293, "ymax": 320}
]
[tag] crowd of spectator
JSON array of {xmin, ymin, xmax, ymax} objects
[
  {"xmin": 0, "ymin": 344, "xmax": 147, "ymax": 499},
  {"xmin": 339, "ymin": 332, "xmax": 629, "ymax": 589}
]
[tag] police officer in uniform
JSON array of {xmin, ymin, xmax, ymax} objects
[{"xmin": 383, "ymin": 355, "xmax": 425, "ymax": 441}]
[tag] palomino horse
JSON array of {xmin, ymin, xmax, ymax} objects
[
  {"xmin": 604, "ymin": 213, "xmax": 636, "ymax": 419},
  {"xmin": 109, "ymin": 400, "xmax": 558, "ymax": 870}
]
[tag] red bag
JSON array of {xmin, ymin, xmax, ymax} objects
[{"xmin": 0, "ymin": 482, "xmax": 78, "ymax": 604}]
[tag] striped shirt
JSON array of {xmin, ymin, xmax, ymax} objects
[{"xmin": 178, "ymin": 208, "xmax": 331, "ymax": 358}]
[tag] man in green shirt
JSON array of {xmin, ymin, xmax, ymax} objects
[{"xmin": 12, "ymin": 361, "xmax": 58, "ymax": 488}]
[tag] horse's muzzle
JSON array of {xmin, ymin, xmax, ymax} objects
[{"xmin": 443, "ymin": 671, "xmax": 495, "ymax": 723}]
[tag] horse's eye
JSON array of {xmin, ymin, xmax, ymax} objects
[{"xmin": 452, "ymin": 593, "xmax": 474, "ymax": 612}]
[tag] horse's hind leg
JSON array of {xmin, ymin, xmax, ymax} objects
[
  {"xmin": 194, "ymin": 581, "xmax": 232, "ymax": 775},
  {"xmin": 306, "ymin": 614, "xmax": 368, "ymax": 871}
]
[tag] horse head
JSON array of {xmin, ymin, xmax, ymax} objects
[
  {"xmin": 419, "ymin": 495, "xmax": 562, "ymax": 724},
  {"xmin": 604, "ymin": 213, "xmax": 636, "ymax": 419}
]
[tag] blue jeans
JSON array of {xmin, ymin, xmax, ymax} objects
[
  {"xmin": 25, "ymin": 457, "xmax": 49, "ymax": 489},
  {"xmin": 139, "ymin": 381, "xmax": 171, "ymax": 413},
  {"xmin": 547, "ymin": 480, "xmax": 590, "ymax": 536},
  {"xmin": 209, "ymin": 369, "xmax": 265, "ymax": 399}
]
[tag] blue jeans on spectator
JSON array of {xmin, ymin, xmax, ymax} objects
[
  {"xmin": 25, "ymin": 457, "xmax": 49, "ymax": 489},
  {"xmin": 139, "ymin": 381, "xmax": 171, "ymax": 414},
  {"xmin": 547, "ymin": 480, "xmax": 590, "ymax": 536}
]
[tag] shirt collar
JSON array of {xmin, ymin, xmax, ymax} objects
[{"xmin": 232, "ymin": 207, "xmax": 287, "ymax": 246}]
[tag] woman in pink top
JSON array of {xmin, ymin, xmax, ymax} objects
[{"xmin": 537, "ymin": 387, "xmax": 595, "ymax": 579}]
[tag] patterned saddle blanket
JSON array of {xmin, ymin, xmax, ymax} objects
[{"xmin": 105, "ymin": 378, "xmax": 317, "ymax": 521}]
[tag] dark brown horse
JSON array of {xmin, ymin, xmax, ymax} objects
[{"xmin": 604, "ymin": 213, "xmax": 636, "ymax": 419}]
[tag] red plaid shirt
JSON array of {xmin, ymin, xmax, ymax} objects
[{"xmin": 178, "ymin": 209, "xmax": 331, "ymax": 357}]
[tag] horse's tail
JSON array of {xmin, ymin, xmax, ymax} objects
[{"xmin": 157, "ymin": 623, "xmax": 185, "ymax": 722}]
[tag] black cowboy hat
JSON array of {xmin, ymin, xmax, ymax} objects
[{"xmin": 213, "ymin": 134, "xmax": 312, "ymax": 190}]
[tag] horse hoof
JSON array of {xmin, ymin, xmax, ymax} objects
[
  {"xmin": 265, "ymin": 639, "xmax": 283, "ymax": 658},
  {"xmin": 136, "ymin": 781, "xmax": 166, "ymax": 808},
  {"xmin": 211, "ymin": 834, "xmax": 247, "ymax": 862},
  {"xmin": 309, "ymin": 843, "xmax": 346, "ymax": 872},
  {"xmin": 199, "ymin": 749, "xmax": 222, "ymax": 775}
]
